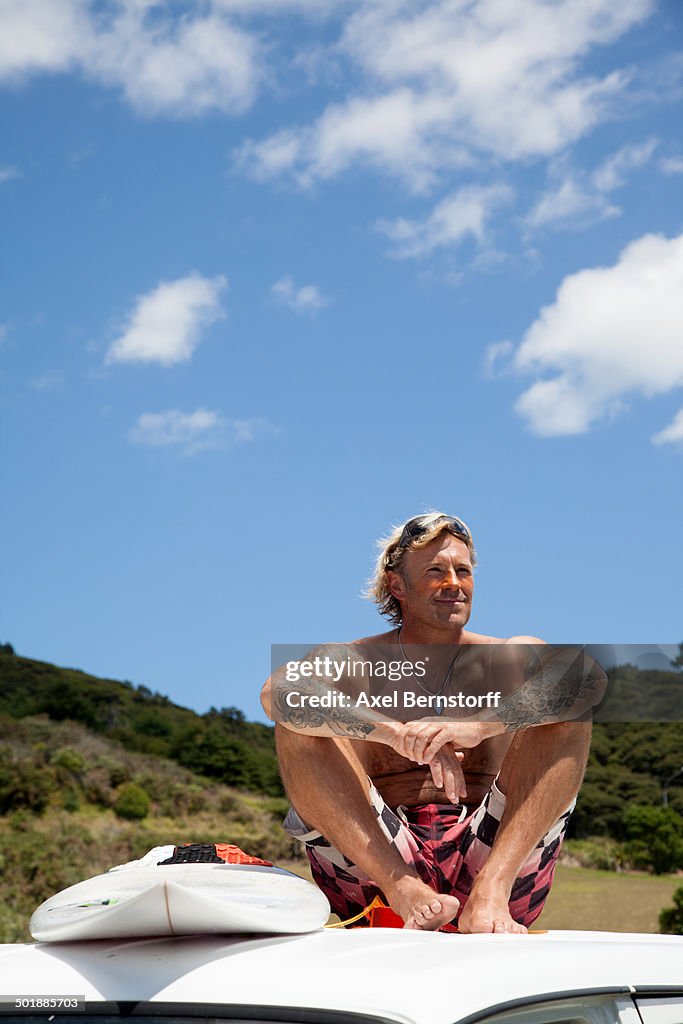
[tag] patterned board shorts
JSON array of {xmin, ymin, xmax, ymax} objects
[{"xmin": 283, "ymin": 778, "xmax": 574, "ymax": 928}]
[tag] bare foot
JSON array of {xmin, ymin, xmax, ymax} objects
[
  {"xmin": 457, "ymin": 892, "xmax": 527, "ymax": 934},
  {"xmin": 385, "ymin": 876, "xmax": 460, "ymax": 931}
]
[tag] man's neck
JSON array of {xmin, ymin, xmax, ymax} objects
[{"xmin": 398, "ymin": 620, "xmax": 466, "ymax": 646}]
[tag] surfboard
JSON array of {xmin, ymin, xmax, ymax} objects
[{"xmin": 30, "ymin": 843, "xmax": 331, "ymax": 942}]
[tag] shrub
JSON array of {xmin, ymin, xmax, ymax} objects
[
  {"xmin": 0, "ymin": 761, "xmax": 55, "ymax": 814},
  {"xmin": 659, "ymin": 886, "xmax": 683, "ymax": 935},
  {"xmin": 62, "ymin": 788, "xmax": 80, "ymax": 812},
  {"xmin": 51, "ymin": 746, "xmax": 87, "ymax": 779},
  {"xmin": 563, "ymin": 837, "xmax": 622, "ymax": 871},
  {"xmin": 114, "ymin": 782, "xmax": 150, "ymax": 820},
  {"xmin": 105, "ymin": 760, "xmax": 130, "ymax": 788}
]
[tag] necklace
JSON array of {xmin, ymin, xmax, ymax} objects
[{"xmin": 397, "ymin": 628, "xmax": 462, "ymax": 716}]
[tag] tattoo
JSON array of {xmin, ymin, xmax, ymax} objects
[
  {"xmin": 496, "ymin": 646, "xmax": 599, "ymax": 731},
  {"xmin": 272, "ymin": 676, "xmax": 377, "ymax": 739}
]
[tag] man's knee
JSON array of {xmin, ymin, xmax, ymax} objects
[
  {"xmin": 497, "ymin": 720, "xmax": 592, "ymax": 795},
  {"xmin": 552, "ymin": 719, "xmax": 592, "ymax": 767}
]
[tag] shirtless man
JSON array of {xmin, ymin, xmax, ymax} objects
[{"xmin": 261, "ymin": 512, "xmax": 597, "ymax": 934}]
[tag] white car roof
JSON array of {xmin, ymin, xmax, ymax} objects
[{"xmin": 1, "ymin": 931, "xmax": 683, "ymax": 1024}]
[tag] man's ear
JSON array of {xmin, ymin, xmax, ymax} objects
[{"xmin": 386, "ymin": 570, "xmax": 407, "ymax": 601}]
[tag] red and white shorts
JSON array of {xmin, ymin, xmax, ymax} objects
[{"xmin": 283, "ymin": 778, "xmax": 573, "ymax": 928}]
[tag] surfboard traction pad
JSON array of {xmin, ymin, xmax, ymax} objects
[{"xmin": 157, "ymin": 843, "xmax": 273, "ymax": 867}]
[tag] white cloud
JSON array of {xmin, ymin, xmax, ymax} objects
[
  {"xmin": 526, "ymin": 139, "xmax": 657, "ymax": 230},
  {"xmin": 128, "ymin": 409, "xmax": 275, "ymax": 455},
  {"xmin": 86, "ymin": 7, "xmax": 260, "ymax": 118},
  {"xmin": 239, "ymin": 0, "xmax": 654, "ymax": 188},
  {"xmin": 525, "ymin": 174, "xmax": 619, "ymax": 229},
  {"xmin": 378, "ymin": 184, "xmax": 513, "ymax": 258},
  {"xmin": 591, "ymin": 138, "xmax": 657, "ymax": 191},
  {"xmin": 652, "ymin": 409, "xmax": 683, "ymax": 446},
  {"xmin": 238, "ymin": 88, "xmax": 469, "ymax": 192},
  {"xmin": 271, "ymin": 276, "xmax": 328, "ymax": 314},
  {"xmin": 0, "ymin": 165, "xmax": 21, "ymax": 183},
  {"xmin": 106, "ymin": 273, "xmax": 227, "ymax": 367},
  {"xmin": 0, "ymin": 0, "xmax": 85, "ymax": 80},
  {"xmin": 29, "ymin": 369, "xmax": 65, "ymax": 391},
  {"xmin": 660, "ymin": 156, "xmax": 683, "ymax": 175},
  {"xmin": 504, "ymin": 233, "xmax": 683, "ymax": 437},
  {"xmin": 0, "ymin": 1, "xmax": 261, "ymax": 117}
]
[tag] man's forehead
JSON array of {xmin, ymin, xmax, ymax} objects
[{"xmin": 405, "ymin": 532, "xmax": 472, "ymax": 564}]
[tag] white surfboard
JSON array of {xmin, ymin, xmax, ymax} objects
[{"xmin": 30, "ymin": 844, "xmax": 331, "ymax": 942}]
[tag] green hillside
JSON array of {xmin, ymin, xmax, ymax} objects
[{"xmin": 0, "ymin": 647, "xmax": 281, "ymax": 796}]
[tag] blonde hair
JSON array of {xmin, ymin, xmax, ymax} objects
[{"xmin": 366, "ymin": 511, "xmax": 477, "ymax": 625}]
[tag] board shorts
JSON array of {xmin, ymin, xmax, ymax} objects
[{"xmin": 282, "ymin": 778, "xmax": 574, "ymax": 928}]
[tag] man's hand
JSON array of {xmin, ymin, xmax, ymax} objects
[
  {"xmin": 394, "ymin": 719, "xmax": 505, "ymax": 764},
  {"xmin": 377, "ymin": 720, "xmax": 469, "ymax": 803}
]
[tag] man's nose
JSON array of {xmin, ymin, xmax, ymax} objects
[{"xmin": 440, "ymin": 569, "xmax": 460, "ymax": 589}]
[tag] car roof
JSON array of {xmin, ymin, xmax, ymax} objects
[{"xmin": 2, "ymin": 931, "xmax": 683, "ymax": 1024}]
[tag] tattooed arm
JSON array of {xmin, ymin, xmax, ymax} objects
[
  {"xmin": 261, "ymin": 644, "xmax": 400, "ymax": 744},
  {"xmin": 494, "ymin": 640, "xmax": 607, "ymax": 732}
]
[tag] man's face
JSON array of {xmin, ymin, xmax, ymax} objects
[{"xmin": 388, "ymin": 532, "xmax": 474, "ymax": 634}]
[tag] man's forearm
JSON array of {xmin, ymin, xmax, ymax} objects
[{"xmin": 267, "ymin": 671, "xmax": 399, "ymax": 744}]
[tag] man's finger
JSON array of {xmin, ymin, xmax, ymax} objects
[
  {"xmin": 414, "ymin": 727, "xmax": 441, "ymax": 764},
  {"xmin": 422, "ymin": 732, "xmax": 452, "ymax": 762},
  {"xmin": 438, "ymin": 749, "xmax": 467, "ymax": 803},
  {"xmin": 401, "ymin": 733, "xmax": 417, "ymax": 765},
  {"xmin": 429, "ymin": 757, "xmax": 444, "ymax": 790}
]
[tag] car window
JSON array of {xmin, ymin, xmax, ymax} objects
[
  {"xmin": 465, "ymin": 994, "xmax": 639, "ymax": 1024},
  {"xmin": 0, "ymin": 1011, "xmax": 398, "ymax": 1024},
  {"xmin": 635, "ymin": 997, "xmax": 683, "ymax": 1024}
]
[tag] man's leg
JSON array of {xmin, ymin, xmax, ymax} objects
[
  {"xmin": 275, "ymin": 724, "xmax": 460, "ymax": 929},
  {"xmin": 456, "ymin": 720, "xmax": 591, "ymax": 934}
]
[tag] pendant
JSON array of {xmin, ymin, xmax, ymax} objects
[{"xmin": 435, "ymin": 705, "xmax": 444, "ymax": 716}]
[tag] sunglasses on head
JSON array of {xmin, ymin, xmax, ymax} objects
[{"xmin": 394, "ymin": 514, "xmax": 472, "ymax": 554}]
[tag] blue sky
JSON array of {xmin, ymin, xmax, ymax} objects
[{"xmin": 1, "ymin": 0, "xmax": 682, "ymax": 722}]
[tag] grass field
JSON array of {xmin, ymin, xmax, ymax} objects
[
  {"xmin": 285, "ymin": 862, "xmax": 681, "ymax": 933},
  {"xmin": 536, "ymin": 864, "xmax": 681, "ymax": 933}
]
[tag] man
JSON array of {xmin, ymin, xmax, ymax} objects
[{"xmin": 261, "ymin": 512, "xmax": 600, "ymax": 933}]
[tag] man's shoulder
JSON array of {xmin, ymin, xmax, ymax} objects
[
  {"xmin": 504, "ymin": 634, "xmax": 548, "ymax": 645},
  {"xmin": 461, "ymin": 631, "xmax": 546, "ymax": 646}
]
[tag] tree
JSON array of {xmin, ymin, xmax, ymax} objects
[
  {"xmin": 622, "ymin": 805, "xmax": 683, "ymax": 874},
  {"xmin": 672, "ymin": 642, "xmax": 683, "ymax": 671}
]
